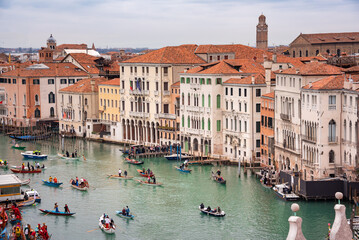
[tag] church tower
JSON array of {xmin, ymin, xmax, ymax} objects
[{"xmin": 256, "ymin": 14, "xmax": 268, "ymax": 50}]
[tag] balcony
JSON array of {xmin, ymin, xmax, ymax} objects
[
  {"xmin": 186, "ymin": 128, "xmax": 201, "ymax": 135},
  {"xmin": 301, "ymin": 134, "xmax": 316, "ymax": 144},
  {"xmin": 328, "ymin": 105, "xmax": 336, "ymax": 110},
  {"xmin": 129, "ymin": 111, "xmax": 149, "ymax": 118},
  {"xmin": 154, "ymin": 113, "xmax": 159, "ymax": 119},
  {"xmin": 159, "ymin": 113, "xmax": 176, "ymax": 120},
  {"xmin": 158, "ymin": 126, "xmax": 176, "ymax": 132},
  {"xmin": 143, "ymin": 90, "xmax": 149, "ymax": 95},
  {"xmin": 280, "ymin": 113, "xmax": 291, "ymax": 121},
  {"xmin": 119, "ymin": 89, "xmax": 124, "ymax": 94},
  {"xmin": 163, "ymin": 90, "xmax": 170, "ymax": 96},
  {"xmin": 35, "ymin": 101, "xmax": 40, "ymax": 106},
  {"xmin": 328, "ymin": 136, "xmax": 338, "ymax": 144},
  {"xmin": 154, "ymin": 91, "xmax": 159, "ymax": 96}
]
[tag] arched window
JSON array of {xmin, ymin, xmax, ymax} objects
[
  {"xmin": 349, "ymin": 121, "xmax": 352, "ymax": 142},
  {"xmin": 35, "ymin": 94, "xmax": 39, "ymax": 103},
  {"xmin": 202, "ymin": 118, "xmax": 204, "ymax": 130},
  {"xmin": 299, "ymin": 50, "xmax": 302, "ymax": 57},
  {"xmin": 328, "ymin": 119, "xmax": 336, "ymax": 142},
  {"xmin": 182, "ymin": 115, "xmax": 184, "ymax": 127},
  {"xmin": 48, "ymin": 92, "xmax": 55, "ymax": 103},
  {"xmin": 187, "ymin": 116, "xmax": 190, "ymax": 128},
  {"xmin": 182, "ymin": 93, "xmax": 184, "ymax": 105},
  {"xmin": 216, "ymin": 94, "xmax": 221, "ymax": 109},
  {"xmin": 34, "ymin": 108, "xmax": 40, "ymax": 118},
  {"xmin": 344, "ymin": 120, "xmax": 347, "ymax": 140},
  {"xmin": 85, "ymin": 98, "xmax": 88, "ymax": 105},
  {"xmin": 84, "ymin": 111, "xmax": 87, "ymax": 120},
  {"xmin": 208, "ymin": 95, "xmax": 211, "ymax": 107},
  {"xmin": 293, "ymin": 51, "xmax": 295, "ymax": 57},
  {"xmin": 315, "ymin": 50, "xmax": 319, "ymax": 56},
  {"xmin": 329, "ymin": 150, "xmax": 335, "ymax": 163},
  {"xmin": 305, "ymin": 50, "xmax": 308, "ymax": 57},
  {"xmin": 326, "ymin": 49, "xmax": 330, "ymax": 54},
  {"xmin": 50, "ymin": 107, "xmax": 55, "ymax": 117}
]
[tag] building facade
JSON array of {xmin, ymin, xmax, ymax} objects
[{"xmin": 260, "ymin": 92, "xmax": 275, "ymax": 168}]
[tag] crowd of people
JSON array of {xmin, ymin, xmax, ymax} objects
[
  {"xmin": 21, "ymin": 223, "xmax": 50, "ymax": 240},
  {"xmin": 126, "ymin": 143, "xmax": 181, "ymax": 156},
  {"xmin": 70, "ymin": 177, "xmax": 88, "ymax": 188},
  {"xmin": 100, "ymin": 214, "xmax": 115, "ymax": 229},
  {"xmin": 21, "ymin": 162, "xmax": 45, "ymax": 171}
]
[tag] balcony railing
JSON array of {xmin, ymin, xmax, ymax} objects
[
  {"xmin": 328, "ymin": 136, "xmax": 338, "ymax": 144},
  {"xmin": 163, "ymin": 91, "xmax": 170, "ymax": 96},
  {"xmin": 35, "ymin": 101, "xmax": 40, "ymax": 106},
  {"xmin": 280, "ymin": 113, "xmax": 291, "ymax": 121},
  {"xmin": 129, "ymin": 111, "xmax": 149, "ymax": 118},
  {"xmin": 119, "ymin": 89, "xmax": 124, "ymax": 94},
  {"xmin": 328, "ymin": 105, "xmax": 336, "ymax": 110},
  {"xmin": 159, "ymin": 113, "xmax": 176, "ymax": 120},
  {"xmin": 301, "ymin": 134, "xmax": 316, "ymax": 143},
  {"xmin": 154, "ymin": 91, "xmax": 159, "ymax": 96}
]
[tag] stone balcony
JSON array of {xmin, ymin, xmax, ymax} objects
[
  {"xmin": 159, "ymin": 113, "xmax": 176, "ymax": 120},
  {"xmin": 130, "ymin": 89, "xmax": 149, "ymax": 96},
  {"xmin": 119, "ymin": 89, "xmax": 125, "ymax": 94},
  {"xmin": 163, "ymin": 90, "xmax": 170, "ymax": 96},
  {"xmin": 129, "ymin": 111, "xmax": 149, "ymax": 118},
  {"xmin": 280, "ymin": 113, "xmax": 291, "ymax": 121}
]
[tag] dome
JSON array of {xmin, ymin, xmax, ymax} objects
[
  {"xmin": 259, "ymin": 14, "xmax": 266, "ymax": 22},
  {"xmin": 47, "ymin": 34, "xmax": 56, "ymax": 43}
]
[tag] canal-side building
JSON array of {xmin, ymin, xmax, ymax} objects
[
  {"xmin": 260, "ymin": 92, "xmax": 275, "ymax": 168},
  {"xmin": 117, "ymin": 44, "xmax": 206, "ymax": 145},
  {"xmin": 59, "ymin": 77, "xmax": 106, "ymax": 137},
  {"xmin": 0, "ymin": 62, "xmax": 88, "ymax": 127},
  {"xmin": 301, "ymin": 74, "xmax": 359, "ymax": 181},
  {"xmin": 61, "ymin": 53, "xmax": 102, "ymax": 77},
  {"xmin": 274, "ymin": 62, "xmax": 342, "ymax": 173}
]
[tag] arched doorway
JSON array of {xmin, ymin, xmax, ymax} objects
[
  {"xmin": 286, "ymin": 157, "xmax": 290, "ymax": 170},
  {"xmin": 193, "ymin": 138, "xmax": 198, "ymax": 151}
]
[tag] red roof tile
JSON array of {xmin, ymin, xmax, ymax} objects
[
  {"xmin": 57, "ymin": 44, "xmax": 88, "ymax": 50},
  {"xmin": 275, "ymin": 62, "xmax": 342, "ymax": 76},
  {"xmin": 297, "ymin": 32, "xmax": 359, "ymax": 44},
  {"xmin": 224, "ymin": 73, "xmax": 265, "ymax": 85},
  {"xmin": 171, "ymin": 81, "xmax": 180, "ymax": 87},
  {"xmin": 59, "ymin": 77, "xmax": 107, "ymax": 93},
  {"xmin": 262, "ymin": 92, "xmax": 274, "ymax": 98},
  {"xmin": 99, "ymin": 78, "xmax": 120, "ymax": 86}
]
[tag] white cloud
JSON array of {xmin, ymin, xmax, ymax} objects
[{"xmin": 0, "ymin": 0, "xmax": 358, "ymax": 48}]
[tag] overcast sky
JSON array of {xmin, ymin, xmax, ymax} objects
[{"xmin": 0, "ymin": 0, "xmax": 358, "ymax": 49}]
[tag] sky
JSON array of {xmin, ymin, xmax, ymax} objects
[{"xmin": 0, "ymin": 0, "xmax": 358, "ymax": 49}]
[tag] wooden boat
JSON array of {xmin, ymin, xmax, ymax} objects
[
  {"xmin": 0, "ymin": 227, "xmax": 7, "ymax": 239},
  {"xmin": 39, "ymin": 209, "xmax": 75, "ymax": 216},
  {"xmin": 20, "ymin": 179, "xmax": 30, "ymax": 185},
  {"xmin": 135, "ymin": 179, "xmax": 163, "ymax": 186},
  {"xmin": 10, "ymin": 168, "xmax": 41, "ymax": 174},
  {"xmin": 273, "ymin": 184, "xmax": 300, "ymax": 201},
  {"xmin": 11, "ymin": 146, "xmax": 26, "ymax": 150},
  {"xmin": 18, "ymin": 198, "xmax": 36, "ymax": 207},
  {"xmin": 260, "ymin": 179, "xmax": 273, "ymax": 189},
  {"xmin": 165, "ymin": 154, "xmax": 191, "ymax": 161},
  {"xmin": 0, "ymin": 207, "xmax": 8, "ymax": 230},
  {"xmin": 57, "ymin": 153, "xmax": 81, "ymax": 160},
  {"xmin": 21, "ymin": 151, "xmax": 47, "ymax": 160},
  {"xmin": 99, "ymin": 216, "xmax": 116, "ymax": 234},
  {"xmin": 9, "ymin": 212, "xmax": 21, "ymax": 225},
  {"xmin": 24, "ymin": 189, "xmax": 41, "ymax": 203},
  {"xmin": 116, "ymin": 211, "xmax": 134, "ymax": 219},
  {"xmin": 211, "ymin": 173, "xmax": 226, "ymax": 184},
  {"xmin": 136, "ymin": 169, "xmax": 154, "ymax": 177},
  {"xmin": 42, "ymin": 180, "xmax": 63, "ymax": 187},
  {"xmin": 125, "ymin": 158, "xmax": 144, "ymax": 165},
  {"xmin": 120, "ymin": 149, "xmax": 130, "ymax": 155},
  {"xmin": 70, "ymin": 179, "xmax": 89, "ymax": 191},
  {"xmin": 175, "ymin": 166, "xmax": 192, "ymax": 173},
  {"xmin": 199, "ymin": 206, "xmax": 225, "ymax": 217},
  {"xmin": 9, "ymin": 134, "xmax": 51, "ymax": 141},
  {"xmin": 107, "ymin": 174, "xmax": 134, "ymax": 180}
]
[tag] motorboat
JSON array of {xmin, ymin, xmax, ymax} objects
[{"xmin": 273, "ymin": 184, "xmax": 300, "ymax": 201}]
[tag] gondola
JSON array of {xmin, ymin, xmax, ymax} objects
[
  {"xmin": 99, "ymin": 216, "xmax": 116, "ymax": 234},
  {"xmin": 57, "ymin": 153, "xmax": 81, "ymax": 160},
  {"xmin": 42, "ymin": 180, "xmax": 63, "ymax": 187},
  {"xmin": 199, "ymin": 206, "xmax": 225, "ymax": 217},
  {"xmin": 39, "ymin": 209, "xmax": 75, "ymax": 216},
  {"xmin": 135, "ymin": 179, "xmax": 163, "ymax": 186},
  {"xmin": 70, "ymin": 179, "xmax": 89, "ymax": 191},
  {"xmin": 107, "ymin": 174, "xmax": 134, "ymax": 180},
  {"xmin": 125, "ymin": 158, "xmax": 144, "ymax": 165},
  {"xmin": 11, "ymin": 146, "xmax": 26, "ymax": 150},
  {"xmin": 136, "ymin": 169, "xmax": 154, "ymax": 177},
  {"xmin": 175, "ymin": 166, "xmax": 192, "ymax": 173},
  {"xmin": 116, "ymin": 211, "xmax": 135, "ymax": 219},
  {"xmin": 211, "ymin": 172, "xmax": 226, "ymax": 184},
  {"xmin": 10, "ymin": 168, "xmax": 41, "ymax": 174}
]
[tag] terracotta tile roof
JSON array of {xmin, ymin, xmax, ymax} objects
[
  {"xmin": 275, "ymin": 62, "xmax": 342, "ymax": 76},
  {"xmin": 303, "ymin": 75, "xmax": 344, "ymax": 90},
  {"xmin": 59, "ymin": 77, "xmax": 107, "ymax": 93},
  {"xmin": 99, "ymin": 78, "xmax": 120, "ymax": 86},
  {"xmin": 0, "ymin": 62, "xmax": 88, "ymax": 77},
  {"xmin": 185, "ymin": 59, "xmax": 264, "ymax": 75},
  {"xmin": 298, "ymin": 56, "xmax": 327, "ymax": 62},
  {"xmin": 262, "ymin": 92, "xmax": 274, "ymax": 98},
  {"xmin": 103, "ymin": 61, "xmax": 120, "ymax": 72},
  {"xmin": 171, "ymin": 81, "xmax": 180, "ymax": 87},
  {"xmin": 123, "ymin": 45, "xmax": 206, "ymax": 64},
  {"xmin": 344, "ymin": 65, "xmax": 359, "ymax": 73},
  {"xmin": 298, "ymin": 32, "xmax": 359, "ymax": 44},
  {"xmin": 57, "ymin": 44, "xmax": 88, "ymax": 50},
  {"xmin": 224, "ymin": 73, "xmax": 265, "ymax": 85},
  {"xmin": 63, "ymin": 53, "xmax": 101, "ymax": 74}
]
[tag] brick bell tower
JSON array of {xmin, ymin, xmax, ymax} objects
[{"xmin": 256, "ymin": 14, "xmax": 268, "ymax": 50}]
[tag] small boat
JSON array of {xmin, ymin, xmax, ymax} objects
[
  {"xmin": 136, "ymin": 169, "xmax": 154, "ymax": 178},
  {"xmin": 57, "ymin": 153, "xmax": 81, "ymax": 160},
  {"xmin": 107, "ymin": 174, "xmax": 134, "ymax": 180},
  {"xmin": 18, "ymin": 198, "xmax": 36, "ymax": 207},
  {"xmin": 21, "ymin": 151, "xmax": 47, "ymax": 160},
  {"xmin": 273, "ymin": 184, "xmax": 300, "ymax": 201},
  {"xmin": 99, "ymin": 216, "xmax": 116, "ymax": 234},
  {"xmin": 260, "ymin": 179, "xmax": 273, "ymax": 189},
  {"xmin": 0, "ymin": 207, "xmax": 8, "ymax": 230},
  {"xmin": 211, "ymin": 172, "xmax": 226, "ymax": 184},
  {"xmin": 9, "ymin": 212, "xmax": 21, "ymax": 225},
  {"xmin": 0, "ymin": 227, "xmax": 7, "ymax": 240},
  {"xmin": 70, "ymin": 179, "xmax": 89, "ymax": 191},
  {"xmin": 11, "ymin": 146, "xmax": 26, "ymax": 150},
  {"xmin": 165, "ymin": 154, "xmax": 191, "ymax": 161},
  {"xmin": 175, "ymin": 166, "xmax": 192, "ymax": 173},
  {"xmin": 20, "ymin": 179, "xmax": 31, "ymax": 185},
  {"xmin": 24, "ymin": 189, "xmax": 41, "ymax": 203},
  {"xmin": 9, "ymin": 134, "xmax": 51, "ymax": 141},
  {"xmin": 39, "ymin": 209, "xmax": 75, "ymax": 216},
  {"xmin": 116, "ymin": 211, "xmax": 134, "ymax": 219},
  {"xmin": 135, "ymin": 179, "xmax": 163, "ymax": 186},
  {"xmin": 42, "ymin": 180, "xmax": 63, "ymax": 187},
  {"xmin": 10, "ymin": 168, "xmax": 41, "ymax": 174},
  {"xmin": 125, "ymin": 158, "xmax": 144, "ymax": 165},
  {"xmin": 120, "ymin": 149, "xmax": 130, "ymax": 155},
  {"xmin": 199, "ymin": 206, "xmax": 225, "ymax": 217}
]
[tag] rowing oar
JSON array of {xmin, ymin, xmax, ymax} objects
[
  {"xmin": 87, "ymin": 228, "xmax": 99, "ymax": 233},
  {"xmin": 83, "ymin": 155, "xmax": 86, "ymax": 161}
]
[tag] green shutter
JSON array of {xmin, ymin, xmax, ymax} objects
[
  {"xmin": 182, "ymin": 115, "xmax": 184, "ymax": 127},
  {"xmin": 216, "ymin": 78, "xmax": 222, "ymax": 85},
  {"xmin": 202, "ymin": 94, "xmax": 204, "ymax": 107},
  {"xmin": 208, "ymin": 119, "xmax": 211, "ymax": 131},
  {"xmin": 188, "ymin": 116, "xmax": 190, "ymax": 128},
  {"xmin": 207, "ymin": 78, "xmax": 211, "ymax": 85},
  {"xmin": 216, "ymin": 95, "xmax": 221, "ymax": 109},
  {"xmin": 202, "ymin": 118, "xmax": 204, "ymax": 130},
  {"xmin": 181, "ymin": 77, "xmax": 185, "ymax": 83},
  {"xmin": 186, "ymin": 78, "xmax": 190, "ymax": 83},
  {"xmin": 217, "ymin": 120, "xmax": 221, "ymax": 131},
  {"xmin": 208, "ymin": 95, "xmax": 211, "ymax": 107}
]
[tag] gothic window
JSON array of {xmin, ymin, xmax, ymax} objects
[
  {"xmin": 50, "ymin": 107, "xmax": 55, "ymax": 117},
  {"xmin": 329, "ymin": 150, "xmax": 334, "ymax": 163},
  {"xmin": 34, "ymin": 108, "xmax": 40, "ymax": 118},
  {"xmin": 328, "ymin": 119, "xmax": 336, "ymax": 142},
  {"xmin": 48, "ymin": 92, "xmax": 55, "ymax": 103}
]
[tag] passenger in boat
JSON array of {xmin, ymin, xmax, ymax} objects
[
  {"xmin": 64, "ymin": 204, "xmax": 70, "ymax": 213},
  {"xmin": 124, "ymin": 170, "xmax": 128, "ymax": 177},
  {"xmin": 152, "ymin": 176, "xmax": 156, "ymax": 184},
  {"xmin": 72, "ymin": 152, "xmax": 75, "ymax": 158},
  {"xmin": 217, "ymin": 207, "xmax": 221, "ymax": 213},
  {"xmin": 49, "ymin": 176, "xmax": 52, "ymax": 183},
  {"xmin": 66, "ymin": 151, "xmax": 70, "ymax": 157},
  {"xmin": 105, "ymin": 216, "xmax": 111, "ymax": 228},
  {"xmin": 206, "ymin": 206, "xmax": 211, "ymax": 212},
  {"xmin": 14, "ymin": 222, "xmax": 22, "ymax": 239},
  {"xmin": 53, "ymin": 177, "xmax": 58, "ymax": 184},
  {"xmin": 36, "ymin": 162, "xmax": 40, "ymax": 169},
  {"xmin": 3, "ymin": 160, "xmax": 7, "ymax": 166},
  {"xmin": 142, "ymin": 168, "xmax": 145, "ymax": 173},
  {"xmin": 42, "ymin": 164, "xmax": 45, "ymax": 169},
  {"xmin": 216, "ymin": 169, "xmax": 221, "ymax": 176},
  {"xmin": 31, "ymin": 165, "xmax": 34, "ymax": 171},
  {"xmin": 126, "ymin": 206, "xmax": 130, "ymax": 216},
  {"xmin": 54, "ymin": 203, "xmax": 59, "ymax": 212},
  {"xmin": 147, "ymin": 176, "xmax": 151, "ymax": 183},
  {"xmin": 200, "ymin": 203, "xmax": 204, "ymax": 209},
  {"xmin": 75, "ymin": 177, "xmax": 79, "ymax": 186},
  {"xmin": 27, "ymin": 162, "xmax": 30, "ymax": 171},
  {"xmin": 22, "ymin": 163, "xmax": 25, "ymax": 171},
  {"xmin": 118, "ymin": 169, "xmax": 122, "ymax": 177},
  {"xmin": 110, "ymin": 219, "xmax": 114, "ymax": 227},
  {"xmin": 75, "ymin": 150, "xmax": 78, "ymax": 157},
  {"xmin": 24, "ymin": 224, "xmax": 30, "ymax": 239},
  {"xmin": 24, "ymin": 193, "xmax": 28, "ymax": 201},
  {"xmin": 5, "ymin": 198, "xmax": 9, "ymax": 208},
  {"xmin": 71, "ymin": 179, "xmax": 76, "ymax": 185},
  {"xmin": 122, "ymin": 207, "xmax": 126, "ymax": 215},
  {"xmin": 147, "ymin": 168, "xmax": 150, "ymax": 175}
]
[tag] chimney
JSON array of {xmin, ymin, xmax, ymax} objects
[
  {"xmin": 309, "ymin": 82, "xmax": 312, "ymax": 88},
  {"xmin": 251, "ymin": 75, "xmax": 255, "ymax": 85},
  {"xmin": 91, "ymin": 79, "xmax": 95, "ymax": 92},
  {"xmin": 272, "ymin": 53, "xmax": 277, "ymax": 63},
  {"xmin": 295, "ymin": 68, "xmax": 300, "ymax": 74}
]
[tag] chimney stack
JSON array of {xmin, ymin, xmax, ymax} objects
[
  {"xmin": 272, "ymin": 53, "xmax": 277, "ymax": 63},
  {"xmin": 91, "ymin": 79, "xmax": 95, "ymax": 92},
  {"xmin": 251, "ymin": 75, "xmax": 255, "ymax": 84}
]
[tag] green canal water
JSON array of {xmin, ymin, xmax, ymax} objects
[{"xmin": 0, "ymin": 134, "xmax": 351, "ymax": 240}]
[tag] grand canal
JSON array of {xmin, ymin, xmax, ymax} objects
[{"xmin": 0, "ymin": 134, "xmax": 351, "ymax": 240}]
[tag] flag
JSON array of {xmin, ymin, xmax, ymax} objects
[
  {"xmin": 63, "ymin": 112, "xmax": 67, "ymax": 119},
  {"xmin": 136, "ymin": 79, "xmax": 141, "ymax": 91},
  {"xmin": 0, "ymin": 101, "xmax": 2, "ymax": 104},
  {"xmin": 130, "ymin": 86, "xmax": 133, "ymax": 91}
]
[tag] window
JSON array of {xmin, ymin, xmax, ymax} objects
[
  {"xmin": 216, "ymin": 120, "xmax": 221, "ymax": 132},
  {"xmin": 230, "ymin": 88, "xmax": 233, "ymax": 96},
  {"xmin": 216, "ymin": 78, "xmax": 222, "ymax": 85},
  {"xmin": 256, "ymin": 121, "xmax": 260, "ymax": 133},
  {"xmin": 50, "ymin": 107, "xmax": 55, "ymax": 117},
  {"xmin": 186, "ymin": 78, "xmax": 190, "ymax": 84},
  {"xmin": 35, "ymin": 94, "xmax": 39, "ymax": 103},
  {"xmin": 202, "ymin": 118, "xmax": 204, "ymax": 130},
  {"xmin": 268, "ymin": 117, "xmax": 273, "ymax": 128},
  {"xmin": 69, "ymin": 79, "xmax": 75, "ymax": 84},
  {"xmin": 328, "ymin": 119, "xmax": 336, "ymax": 142},
  {"xmin": 164, "ymin": 82, "xmax": 168, "ymax": 91},
  {"xmin": 202, "ymin": 94, "xmax": 204, "ymax": 107},
  {"xmin": 181, "ymin": 77, "xmax": 185, "ymax": 83},
  {"xmin": 256, "ymin": 89, "xmax": 261, "ymax": 97},
  {"xmin": 12, "ymin": 79, "xmax": 16, "ymax": 84},
  {"xmin": 182, "ymin": 115, "xmax": 184, "ymax": 127},
  {"xmin": 244, "ymin": 89, "xmax": 247, "ymax": 97},
  {"xmin": 22, "ymin": 79, "xmax": 26, "ymax": 85},
  {"xmin": 34, "ymin": 108, "xmax": 40, "ymax": 118},
  {"xmin": 329, "ymin": 95, "xmax": 336, "ymax": 110},
  {"xmin": 208, "ymin": 119, "xmax": 211, "ymax": 130},
  {"xmin": 244, "ymin": 103, "xmax": 247, "ymax": 112},
  {"xmin": 188, "ymin": 93, "xmax": 191, "ymax": 105},
  {"xmin": 208, "ymin": 95, "xmax": 211, "ymax": 107},
  {"xmin": 329, "ymin": 150, "xmax": 335, "ymax": 163},
  {"xmin": 163, "ymin": 104, "xmax": 169, "ymax": 114},
  {"xmin": 48, "ymin": 92, "xmax": 55, "ymax": 103},
  {"xmin": 225, "ymin": 88, "xmax": 228, "ymax": 96},
  {"xmin": 33, "ymin": 79, "xmax": 40, "ymax": 85},
  {"xmin": 187, "ymin": 116, "xmax": 190, "ymax": 128},
  {"xmin": 155, "ymin": 67, "xmax": 158, "ymax": 74},
  {"xmin": 206, "ymin": 78, "xmax": 211, "ymax": 85},
  {"xmin": 256, "ymin": 103, "xmax": 261, "ymax": 112},
  {"xmin": 216, "ymin": 95, "xmax": 221, "ymax": 109},
  {"xmin": 163, "ymin": 67, "xmax": 168, "ymax": 75},
  {"xmin": 238, "ymin": 88, "xmax": 241, "ymax": 96},
  {"xmin": 60, "ymin": 79, "xmax": 67, "ymax": 84},
  {"xmin": 155, "ymin": 82, "xmax": 159, "ymax": 91},
  {"xmin": 182, "ymin": 93, "xmax": 184, "ymax": 105},
  {"xmin": 256, "ymin": 140, "xmax": 260, "ymax": 148}
]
